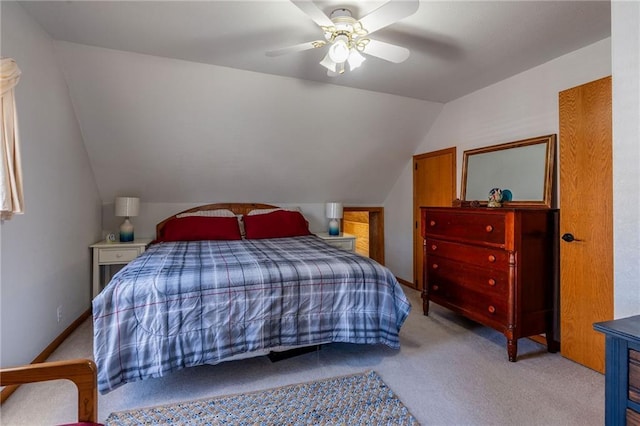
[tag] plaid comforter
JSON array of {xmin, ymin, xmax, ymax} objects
[{"xmin": 92, "ymin": 235, "xmax": 411, "ymax": 393}]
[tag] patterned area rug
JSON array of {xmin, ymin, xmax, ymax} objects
[{"xmin": 105, "ymin": 370, "xmax": 418, "ymax": 425}]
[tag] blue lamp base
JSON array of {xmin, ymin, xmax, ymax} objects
[
  {"xmin": 120, "ymin": 218, "xmax": 134, "ymax": 242},
  {"xmin": 328, "ymin": 218, "xmax": 340, "ymax": 236}
]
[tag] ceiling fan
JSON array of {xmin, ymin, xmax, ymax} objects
[{"xmin": 266, "ymin": 0, "xmax": 419, "ymax": 76}]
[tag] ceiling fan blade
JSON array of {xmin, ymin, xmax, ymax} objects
[
  {"xmin": 291, "ymin": 1, "xmax": 334, "ymax": 28},
  {"xmin": 358, "ymin": 0, "xmax": 419, "ymax": 35},
  {"xmin": 266, "ymin": 40, "xmax": 325, "ymax": 57},
  {"xmin": 362, "ymin": 39, "xmax": 410, "ymax": 63}
]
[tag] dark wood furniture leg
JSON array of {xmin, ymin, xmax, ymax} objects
[
  {"xmin": 507, "ymin": 338, "xmax": 518, "ymax": 362},
  {"xmin": 422, "ymin": 292, "xmax": 430, "ymax": 316},
  {"xmin": 546, "ymin": 322, "xmax": 559, "ymax": 353}
]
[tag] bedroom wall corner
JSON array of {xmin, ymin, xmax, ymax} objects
[{"xmin": 0, "ymin": 1, "xmax": 102, "ymax": 368}]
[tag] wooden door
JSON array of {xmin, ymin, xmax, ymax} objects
[
  {"xmin": 413, "ymin": 148, "xmax": 456, "ymax": 291},
  {"xmin": 559, "ymin": 76, "xmax": 613, "ymax": 373}
]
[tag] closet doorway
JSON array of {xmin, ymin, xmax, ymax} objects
[{"xmin": 343, "ymin": 207, "xmax": 384, "ymax": 265}]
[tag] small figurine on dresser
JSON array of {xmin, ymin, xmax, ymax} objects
[{"xmin": 488, "ymin": 187, "xmax": 503, "ymax": 207}]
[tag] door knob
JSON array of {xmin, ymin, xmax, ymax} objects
[{"xmin": 562, "ymin": 233, "xmax": 582, "ymax": 242}]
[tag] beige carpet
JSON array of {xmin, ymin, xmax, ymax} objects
[{"xmin": 1, "ymin": 287, "xmax": 604, "ymax": 425}]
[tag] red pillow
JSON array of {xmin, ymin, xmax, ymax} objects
[
  {"xmin": 243, "ymin": 210, "xmax": 311, "ymax": 239},
  {"xmin": 159, "ymin": 216, "xmax": 242, "ymax": 241}
]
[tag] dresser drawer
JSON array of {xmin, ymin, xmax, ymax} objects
[
  {"xmin": 423, "ymin": 210, "xmax": 506, "ymax": 246},
  {"xmin": 426, "ymin": 255, "xmax": 509, "ymax": 296},
  {"xmin": 630, "ymin": 349, "xmax": 640, "ymax": 404},
  {"xmin": 98, "ymin": 248, "xmax": 140, "ymax": 263},
  {"xmin": 430, "ymin": 281, "xmax": 508, "ymax": 326},
  {"xmin": 425, "ymin": 238, "xmax": 511, "ymax": 271}
]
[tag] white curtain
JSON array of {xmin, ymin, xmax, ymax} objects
[{"xmin": 1, "ymin": 58, "xmax": 24, "ymax": 220}]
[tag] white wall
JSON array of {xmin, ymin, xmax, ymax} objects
[
  {"xmin": 0, "ymin": 2, "xmax": 101, "ymax": 367},
  {"xmin": 384, "ymin": 38, "xmax": 611, "ymax": 282},
  {"xmin": 53, "ymin": 41, "xmax": 443, "ymax": 207},
  {"xmin": 384, "ymin": 161, "xmax": 415, "ymax": 282},
  {"xmin": 611, "ymin": 0, "xmax": 640, "ymax": 319}
]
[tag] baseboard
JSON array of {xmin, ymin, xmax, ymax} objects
[
  {"xmin": 0, "ymin": 308, "xmax": 91, "ymax": 405},
  {"xmin": 396, "ymin": 277, "xmax": 417, "ymax": 289},
  {"xmin": 528, "ymin": 333, "xmax": 560, "ymax": 351},
  {"xmin": 528, "ymin": 334, "xmax": 546, "ymax": 346}
]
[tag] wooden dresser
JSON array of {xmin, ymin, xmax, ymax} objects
[
  {"xmin": 420, "ymin": 206, "xmax": 558, "ymax": 361},
  {"xmin": 594, "ymin": 316, "xmax": 640, "ymax": 426}
]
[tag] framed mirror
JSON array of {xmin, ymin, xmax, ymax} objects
[{"xmin": 461, "ymin": 134, "xmax": 556, "ymax": 208}]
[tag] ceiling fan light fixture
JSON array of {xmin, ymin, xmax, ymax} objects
[
  {"xmin": 347, "ymin": 48, "xmax": 366, "ymax": 71},
  {"xmin": 272, "ymin": 0, "xmax": 419, "ymax": 77},
  {"xmin": 328, "ymin": 36, "xmax": 350, "ymax": 63}
]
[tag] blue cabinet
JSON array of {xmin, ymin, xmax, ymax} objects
[{"xmin": 594, "ymin": 315, "xmax": 640, "ymax": 425}]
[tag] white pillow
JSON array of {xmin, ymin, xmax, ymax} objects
[
  {"xmin": 247, "ymin": 207, "xmax": 302, "ymax": 216},
  {"xmin": 176, "ymin": 209, "xmax": 236, "ymax": 218}
]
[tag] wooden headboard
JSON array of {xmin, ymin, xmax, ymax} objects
[{"xmin": 155, "ymin": 203, "xmax": 279, "ymax": 238}]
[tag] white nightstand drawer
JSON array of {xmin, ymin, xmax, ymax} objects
[
  {"xmin": 316, "ymin": 233, "xmax": 356, "ymax": 252},
  {"xmin": 329, "ymin": 239, "xmax": 355, "ymax": 251},
  {"xmin": 98, "ymin": 248, "xmax": 139, "ymax": 263}
]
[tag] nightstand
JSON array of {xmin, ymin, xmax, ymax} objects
[
  {"xmin": 90, "ymin": 239, "xmax": 152, "ymax": 298},
  {"xmin": 316, "ymin": 232, "xmax": 356, "ymax": 252}
]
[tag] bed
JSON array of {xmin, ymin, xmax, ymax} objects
[{"xmin": 92, "ymin": 203, "xmax": 411, "ymax": 393}]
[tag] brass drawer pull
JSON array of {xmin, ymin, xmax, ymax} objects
[
  {"xmin": 486, "ymin": 225, "xmax": 493, "ymax": 233},
  {"xmin": 488, "ymin": 305, "xmax": 496, "ymax": 314},
  {"xmin": 430, "ymin": 220, "xmax": 436, "ymax": 227},
  {"xmin": 432, "ymin": 263, "xmax": 439, "ymax": 269},
  {"xmin": 488, "ymin": 255, "xmax": 496, "ymax": 262},
  {"xmin": 432, "ymin": 284, "xmax": 439, "ymax": 291},
  {"xmin": 431, "ymin": 244, "xmax": 437, "ymax": 251},
  {"xmin": 488, "ymin": 278, "xmax": 496, "ymax": 286}
]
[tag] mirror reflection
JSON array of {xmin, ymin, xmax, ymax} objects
[{"xmin": 461, "ymin": 135, "xmax": 556, "ymax": 207}]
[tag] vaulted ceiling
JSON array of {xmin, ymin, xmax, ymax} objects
[{"xmin": 17, "ymin": 1, "xmax": 611, "ymax": 204}]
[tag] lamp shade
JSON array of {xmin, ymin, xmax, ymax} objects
[
  {"xmin": 320, "ymin": 51, "xmax": 337, "ymax": 72},
  {"xmin": 347, "ymin": 49, "xmax": 366, "ymax": 71},
  {"xmin": 115, "ymin": 197, "xmax": 139, "ymax": 217},
  {"xmin": 325, "ymin": 202, "xmax": 343, "ymax": 219}
]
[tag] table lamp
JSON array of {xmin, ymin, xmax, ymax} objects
[
  {"xmin": 325, "ymin": 202, "xmax": 343, "ymax": 236},
  {"xmin": 115, "ymin": 197, "xmax": 139, "ymax": 242}
]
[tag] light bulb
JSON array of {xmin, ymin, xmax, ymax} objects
[{"xmin": 328, "ymin": 36, "xmax": 350, "ymax": 63}]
